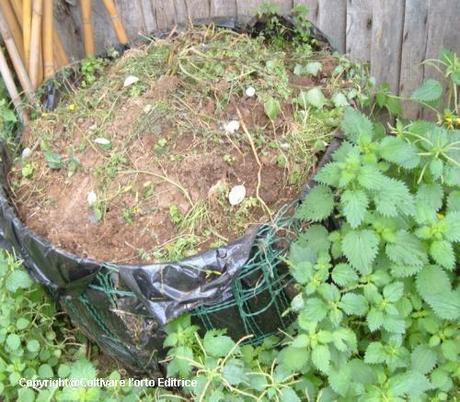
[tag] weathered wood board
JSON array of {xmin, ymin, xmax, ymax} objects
[{"xmin": 53, "ymin": 0, "xmax": 460, "ymax": 115}]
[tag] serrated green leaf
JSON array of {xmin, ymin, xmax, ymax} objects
[
  {"xmin": 331, "ymin": 263, "xmax": 358, "ymax": 287},
  {"xmin": 69, "ymin": 359, "xmax": 96, "ymax": 380},
  {"xmin": 301, "ymin": 298, "xmax": 328, "ymax": 322},
  {"xmin": 223, "ymin": 359, "xmax": 246, "ymax": 385},
  {"xmin": 357, "ymin": 165, "xmax": 387, "ymax": 190},
  {"xmin": 328, "ymin": 368, "xmax": 351, "ymax": 396},
  {"xmin": 341, "ymin": 108, "xmax": 374, "ymax": 144},
  {"xmin": 342, "ymin": 229, "xmax": 379, "ymax": 273},
  {"xmin": 305, "ymin": 61, "xmax": 322, "ymax": 76},
  {"xmin": 386, "ymin": 231, "xmax": 428, "ymax": 267},
  {"xmin": 444, "ymin": 211, "xmax": 460, "ymax": 242},
  {"xmin": 279, "ymin": 346, "xmax": 309, "ymax": 373},
  {"xmin": 296, "ymin": 185, "xmax": 334, "ymax": 222},
  {"xmin": 441, "ymin": 339, "xmax": 460, "ymax": 361},
  {"xmin": 203, "ymin": 334, "xmax": 236, "ymax": 358},
  {"xmin": 315, "ymin": 162, "xmax": 341, "ymax": 187},
  {"xmin": 332, "ymin": 92, "xmax": 349, "ymax": 108},
  {"xmin": 280, "ymin": 388, "xmax": 301, "ymax": 402},
  {"xmin": 411, "ymin": 79, "xmax": 443, "ymax": 102},
  {"xmin": 312, "ymin": 344, "xmax": 330, "ymax": 373},
  {"xmin": 340, "ymin": 293, "xmax": 368, "ymax": 316},
  {"xmin": 292, "ymin": 334, "xmax": 309, "ymax": 348},
  {"xmin": 383, "ymin": 282, "xmax": 404, "ymax": 302},
  {"xmin": 44, "ymin": 150, "xmax": 63, "ymax": 170},
  {"xmin": 445, "ymin": 166, "xmax": 460, "ymax": 186},
  {"xmin": 374, "ymin": 178, "xmax": 415, "ymax": 217},
  {"xmin": 415, "ymin": 183, "xmax": 444, "ymax": 223},
  {"xmin": 447, "ymin": 190, "xmax": 460, "ymax": 212},
  {"xmin": 38, "ymin": 363, "xmax": 54, "ymax": 378},
  {"xmin": 6, "ymin": 333, "xmax": 21, "ymax": 350},
  {"xmin": 299, "ymin": 87, "xmax": 327, "ymax": 109},
  {"xmin": 27, "ymin": 339, "xmax": 40, "ymax": 353},
  {"xmin": 379, "ymin": 136, "xmax": 420, "ymax": 169},
  {"xmin": 367, "ymin": 308, "xmax": 384, "ymax": 331},
  {"xmin": 416, "ymin": 265, "xmax": 460, "ymax": 320},
  {"xmin": 382, "ymin": 315, "xmax": 406, "ymax": 334},
  {"xmin": 430, "ymin": 240, "xmax": 455, "ymax": 270},
  {"xmin": 298, "ymin": 224, "xmax": 330, "ymax": 254},
  {"xmin": 341, "ymin": 189, "xmax": 368, "ymax": 228},
  {"xmin": 6, "ymin": 270, "xmax": 33, "ymax": 292},
  {"xmin": 264, "ymin": 97, "xmax": 281, "ymax": 120},
  {"xmin": 389, "ymin": 370, "xmax": 432, "ymax": 397},
  {"xmin": 411, "ymin": 345, "xmax": 437, "ymax": 374},
  {"xmin": 365, "ymin": 342, "xmax": 386, "ymax": 364}
]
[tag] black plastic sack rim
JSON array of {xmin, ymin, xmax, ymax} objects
[{"xmin": 0, "ymin": 15, "xmax": 335, "ymax": 327}]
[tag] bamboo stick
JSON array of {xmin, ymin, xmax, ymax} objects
[
  {"xmin": 22, "ymin": 0, "xmax": 32, "ymax": 65},
  {"xmin": 0, "ymin": 1, "xmax": 25, "ymax": 62},
  {"xmin": 0, "ymin": 45, "xmax": 27, "ymax": 124},
  {"xmin": 101, "ymin": 0, "xmax": 128, "ymax": 45},
  {"xmin": 53, "ymin": 31, "xmax": 69, "ymax": 68},
  {"xmin": 42, "ymin": 0, "xmax": 53, "ymax": 78},
  {"xmin": 0, "ymin": 9, "xmax": 34, "ymax": 102},
  {"xmin": 29, "ymin": 0, "xmax": 43, "ymax": 88},
  {"xmin": 80, "ymin": 0, "xmax": 94, "ymax": 56}
]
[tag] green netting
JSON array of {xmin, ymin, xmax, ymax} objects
[{"xmin": 65, "ymin": 203, "xmax": 299, "ymax": 356}]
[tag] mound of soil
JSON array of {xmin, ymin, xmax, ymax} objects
[{"xmin": 10, "ymin": 26, "xmax": 352, "ymax": 263}]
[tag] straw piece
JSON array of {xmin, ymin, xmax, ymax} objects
[
  {"xmin": 101, "ymin": 0, "xmax": 128, "ymax": 44},
  {"xmin": 42, "ymin": 0, "xmax": 53, "ymax": 78},
  {"xmin": 0, "ymin": 0, "xmax": 25, "ymax": 62},
  {"xmin": 0, "ymin": 9, "xmax": 34, "ymax": 102},
  {"xmin": 0, "ymin": 45, "xmax": 27, "ymax": 123},
  {"xmin": 29, "ymin": 0, "xmax": 43, "ymax": 88},
  {"xmin": 80, "ymin": 0, "xmax": 94, "ymax": 56}
]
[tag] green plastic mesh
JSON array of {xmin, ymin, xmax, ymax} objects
[{"xmin": 64, "ymin": 204, "xmax": 299, "ymax": 356}]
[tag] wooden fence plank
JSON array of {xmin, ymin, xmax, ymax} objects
[
  {"xmin": 346, "ymin": 0, "xmax": 372, "ymax": 62},
  {"xmin": 236, "ymin": 0, "xmax": 264, "ymax": 17},
  {"xmin": 318, "ymin": 0, "xmax": 346, "ymax": 53},
  {"xmin": 138, "ymin": 0, "xmax": 157, "ymax": 33},
  {"xmin": 370, "ymin": 0, "xmax": 405, "ymax": 94},
  {"xmin": 185, "ymin": 0, "xmax": 211, "ymax": 19},
  {"xmin": 115, "ymin": 0, "xmax": 146, "ymax": 39},
  {"xmin": 210, "ymin": 0, "xmax": 237, "ymax": 18},
  {"xmin": 399, "ymin": 0, "xmax": 429, "ymax": 119},
  {"xmin": 153, "ymin": 0, "xmax": 176, "ymax": 31}
]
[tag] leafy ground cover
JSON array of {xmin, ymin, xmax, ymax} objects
[{"xmin": 8, "ymin": 6, "xmax": 368, "ymax": 264}]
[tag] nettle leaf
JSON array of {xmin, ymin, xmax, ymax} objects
[
  {"xmin": 300, "ymin": 87, "xmax": 327, "ymax": 109},
  {"xmin": 357, "ymin": 165, "xmax": 387, "ymax": 190},
  {"xmin": 415, "ymin": 183, "xmax": 444, "ymax": 223},
  {"xmin": 6, "ymin": 270, "xmax": 33, "ymax": 292},
  {"xmin": 445, "ymin": 166, "xmax": 460, "ymax": 186},
  {"xmin": 386, "ymin": 231, "xmax": 428, "ymax": 267},
  {"xmin": 367, "ymin": 308, "xmax": 384, "ymax": 331},
  {"xmin": 298, "ymin": 224, "xmax": 331, "ymax": 254},
  {"xmin": 341, "ymin": 108, "xmax": 374, "ymax": 144},
  {"xmin": 430, "ymin": 240, "xmax": 455, "ymax": 270},
  {"xmin": 416, "ymin": 265, "xmax": 460, "ymax": 320},
  {"xmin": 332, "ymin": 92, "xmax": 349, "ymax": 108},
  {"xmin": 315, "ymin": 162, "xmax": 341, "ymax": 187},
  {"xmin": 341, "ymin": 189, "xmax": 368, "ymax": 228},
  {"xmin": 223, "ymin": 359, "xmax": 246, "ymax": 385},
  {"xmin": 340, "ymin": 293, "xmax": 368, "ymax": 316},
  {"xmin": 301, "ymin": 298, "xmax": 328, "ymax": 322},
  {"xmin": 388, "ymin": 370, "xmax": 432, "ymax": 397},
  {"xmin": 383, "ymin": 282, "xmax": 404, "ymax": 302},
  {"xmin": 374, "ymin": 178, "xmax": 415, "ymax": 217},
  {"xmin": 264, "ymin": 97, "xmax": 281, "ymax": 120},
  {"xmin": 342, "ymin": 229, "xmax": 379, "ymax": 273},
  {"xmin": 379, "ymin": 136, "xmax": 420, "ymax": 169},
  {"xmin": 69, "ymin": 359, "xmax": 96, "ymax": 380},
  {"xmin": 364, "ymin": 342, "xmax": 386, "ymax": 364},
  {"xmin": 444, "ymin": 211, "xmax": 460, "ymax": 242},
  {"xmin": 331, "ymin": 263, "xmax": 358, "ymax": 287},
  {"xmin": 411, "ymin": 79, "xmax": 443, "ymax": 102},
  {"xmin": 312, "ymin": 344, "xmax": 330, "ymax": 373},
  {"xmin": 44, "ymin": 150, "xmax": 63, "ymax": 170},
  {"xmin": 203, "ymin": 333, "xmax": 236, "ymax": 358},
  {"xmin": 447, "ymin": 190, "xmax": 460, "ymax": 212},
  {"xmin": 280, "ymin": 388, "xmax": 301, "ymax": 402},
  {"xmin": 411, "ymin": 345, "xmax": 438, "ymax": 374},
  {"xmin": 296, "ymin": 185, "xmax": 334, "ymax": 222},
  {"xmin": 382, "ymin": 315, "xmax": 406, "ymax": 334},
  {"xmin": 279, "ymin": 346, "xmax": 309, "ymax": 373}
]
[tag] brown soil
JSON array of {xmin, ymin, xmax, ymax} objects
[{"xmin": 10, "ymin": 29, "xmax": 342, "ymax": 264}]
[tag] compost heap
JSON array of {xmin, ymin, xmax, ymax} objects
[{"xmin": 10, "ymin": 25, "xmax": 363, "ymax": 263}]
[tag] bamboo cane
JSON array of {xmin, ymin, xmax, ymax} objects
[
  {"xmin": 53, "ymin": 32, "xmax": 69, "ymax": 68},
  {"xmin": 0, "ymin": 1, "xmax": 25, "ymax": 62},
  {"xmin": 29, "ymin": 0, "xmax": 42, "ymax": 88},
  {"xmin": 0, "ymin": 45, "xmax": 27, "ymax": 124},
  {"xmin": 80, "ymin": 0, "xmax": 94, "ymax": 56},
  {"xmin": 0, "ymin": 10, "xmax": 34, "ymax": 102},
  {"xmin": 101, "ymin": 0, "xmax": 128, "ymax": 44},
  {"xmin": 22, "ymin": 0, "xmax": 32, "ymax": 64},
  {"xmin": 42, "ymin": 0, "xmax": 53, "ymax": 78}
]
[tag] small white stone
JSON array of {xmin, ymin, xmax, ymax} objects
[
  {"xmin": 94, "ymin": 138, "xmax": 110, "ymax": 145},
  {"xmin": 87, "ymin": 191, "xmax": 97, "ymax": 207},
  {"xmin": 223, "ymin": 120, "xmax": 240, "ymax": 134},
  {"xmin": 279, "ymin": 142, "xmax": 290, "ymax": 150},
  {"xmin": 123, "ymin": 75, "xmax": 139, "ymax": 87},
  {"xmin": 143, "ymin": 104, "xmax": 153, "ymax": 113},
  {"xmin": 228, "ymin": 185, "xmax": 246, "ymax": 206},
  {"xmin": 245, "ymin": 86, "xmax": 256, "ymax": 97},
  {"xmin": 89, "ymin": 123, "xmax": 97, "ymax": 130},
  {"xmin": 21, "ymin": 147, "xmax": 32, "ymax": 159}
]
